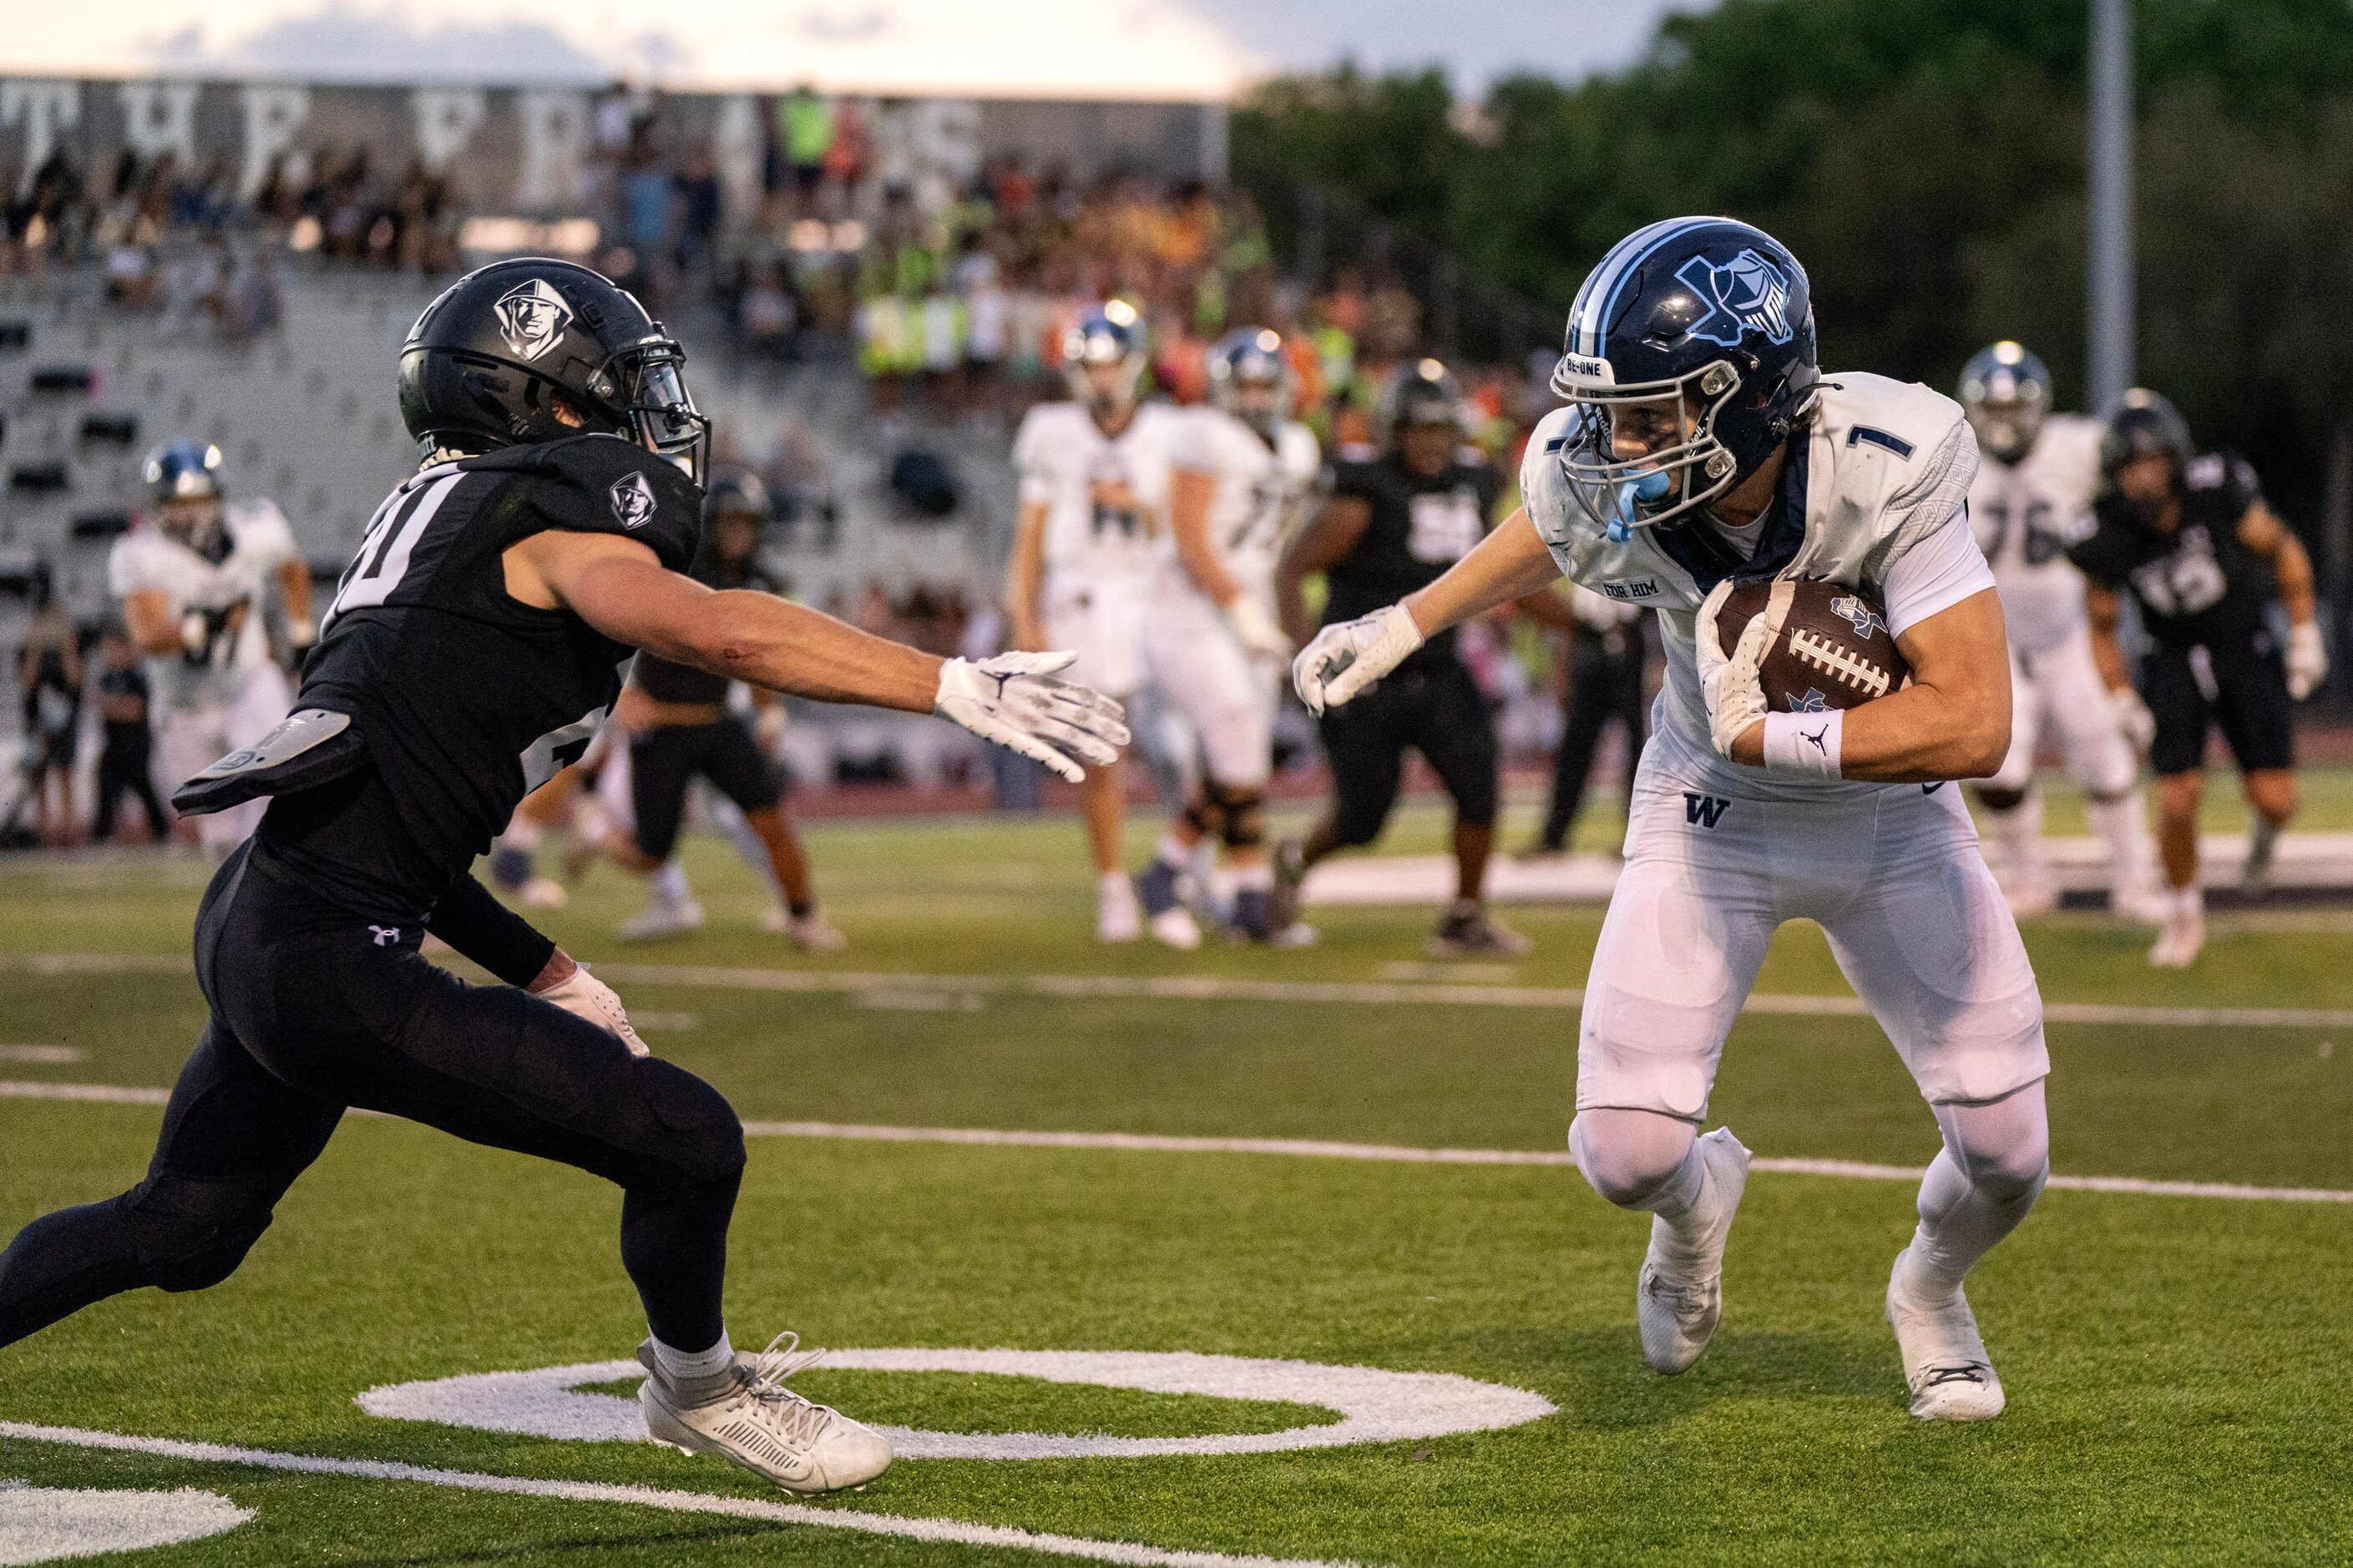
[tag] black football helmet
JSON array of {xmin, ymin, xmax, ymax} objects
[
  {"xmin": 702, "ymin": 470, "xmax": 772, "ymax": 526},
  {"xmin": 398, "ymin": 257, "xmax": 709, "ymax": 479},
  {"xmin": 1374, "ymin": 357, "xmax": 1470, "ymax": 448},
  {"xmin": 2098, "ymin": 387, "xmax": 2194, "ymax": 479},
  {"xmin": 1550, "ymin": 216, "xmax": 1819, "ymax": 534}
]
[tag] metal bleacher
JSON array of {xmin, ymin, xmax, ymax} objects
[{"xmin": 0, "ymin": 258, "xmax": 1017, "ymax": 787}]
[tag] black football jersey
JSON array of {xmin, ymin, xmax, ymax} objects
[
  {"xmin": 2072, "ymin": 451, "xmax": 2276, "ymax": 650},
  {"xmin": 257, "ymin": 433, "xmax": 701, "ymax": 916},
  {"xmin": 1321, "ymin": 452, "xmax": 1500, "ymax": 669}
]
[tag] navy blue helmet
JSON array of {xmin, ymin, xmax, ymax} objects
[
  {"xmin": 143, "ymin": 438, "xmax": 223, "ymax": 504},
  {"xmin": 1550, "ymin": 216, "xmax": 1819, "ymax": 533},
  {"xmin": 1062, "ymin": 300, "xmax": 1149, "ymax": 417},
  {"xmin": 702, "ymin": 469, "xmax": 772, "ymax": 526},
  {"xmin": 2099, "ymin": 387, "xmax": 2194, "ymax": 480},
  {"xmin": 1207, "ymin": 326, "xmax": 1293, "ymax": 438},
  {"xmin": 1957, "ymin": 341, "xmax": 2052, "ymax": 464}
]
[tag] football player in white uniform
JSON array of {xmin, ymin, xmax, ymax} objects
[
  {"xmin": 1297, "ymin": 219, "xmax": 2048, "ymax": 1421},
  {"xmin": 1958, "ymin": 342, "xmax": 2164, "ymax": 921},
  {"xmin": 109, "ymin": 440, "xmax": 311, "ymax": 856},
  {"xmin": 1130, "ymin": 328, "xmax": 1321, "ymax": 943},
  {"xmin": 1004, "ymin": 302, "xmax": 1181, "ymax": 941}
]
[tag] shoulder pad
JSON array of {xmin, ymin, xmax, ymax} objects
[{"xmin": 1812, "ymin": 372, "xmax": 1965, "ymax": 463}]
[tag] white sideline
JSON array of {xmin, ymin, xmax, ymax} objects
[
  {"xmin": 0, "ymin": 1423, "xmax": 1359, "ymax": 1568},
  {"xmin": 9, "ymin": 951, "xmax": 2353, "ymax": 1030},
  {"xmin": 4, "ymin": 1085, "xmax": 2345, "ymax": 1204}
]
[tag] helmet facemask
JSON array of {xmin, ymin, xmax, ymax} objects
[
  {"xmin": 587, "ymin": 334, "xmax": 709, "ymax": 482},
  {"xmin": 1961, "ymin": 368, "xmax": 2047, "ymax": 465},
  {"xmin": 1551, "ymin": 357, "xmax": 1744, "ymax": 538}
]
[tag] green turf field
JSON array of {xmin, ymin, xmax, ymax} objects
[{"xmin": 2, "ymin": 784, "xmax": 2350, "ymax": 1564}]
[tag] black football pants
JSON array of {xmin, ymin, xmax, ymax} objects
[{"xmin": 0, "ymin": 841, "xmax": 746, "ymax": 1353}]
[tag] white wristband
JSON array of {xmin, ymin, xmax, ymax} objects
[{"xmin": 1762, "ymin": 710, "xmax": 1844, "ymax": 780}]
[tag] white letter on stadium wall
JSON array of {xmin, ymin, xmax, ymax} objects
[
  {"xmin": 119, "ymin": 81, "xmax": 199, "ymax": 168},
  {"xmin": 238, "ymin": 85, "xmax": 310, "ymax": 199},
  {"xmin": 517, "ymin": 89, "xmax": 589, "ymax": 211},
  {"xmin": 0, "ymin": 80, "xmax": 82, "ymax": 196}
]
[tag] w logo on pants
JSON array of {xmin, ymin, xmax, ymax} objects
[{"xmin": 1684, "ymin": 793, "xmax": 1731, "ymax": 829}]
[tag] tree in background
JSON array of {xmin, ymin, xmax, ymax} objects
[{"xmin": 1233, "ymin": 0, "xmax": 2353, "ymax": 547}]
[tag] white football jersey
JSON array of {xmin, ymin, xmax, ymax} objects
[
  {"xmin": 1161, "ymin": 407, "xmax": 1320, "ymax": 609},
  {"xmin": 1523, "ymin": 371, "xmax": 1978, "ymax": 802},
  {"xmin": 1967, "ymin": 412, "xmax": 2102, "ymax": 653},
  {"xmin": 108, "ymin": 497, "xmax": 297, "ymax": 711},
  {"xmin": 1013, "ymin": 400, "xmax": 1182, "ymax": 592}
]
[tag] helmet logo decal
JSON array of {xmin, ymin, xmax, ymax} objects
[
  {"xmin": 493, "ymin": 278, "xmax": 574, "ymax": 362},
  {"xmin": 609, "ymin": 470, "xmax": 656, "ymax": 530},
  {"xmin": 1676, "ymin": 249, "xmax": 1794, "ymax": 348}
]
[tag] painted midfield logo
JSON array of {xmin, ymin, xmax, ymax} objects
[
  {"xmin": 1676, "ymin": 249, "xmax": 1794, "ymax": 348},
  {"xmin": 609, "ymin": 471, "xmax": 656, "ymax": 530},
  {"xmin": 1829, "ymin": 594, "xmax": 1889, "ymax": 640},
  {"xmin": 493, "ymin": 277, "xmax": 573, "ymax": 362}
]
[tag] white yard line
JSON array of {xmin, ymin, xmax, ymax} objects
[
  {"xmin": 0, "ymin": 1422, "xmax": 1358, "ymax": 1568},
  {"xmin": 9, "ymin": 952, "xmax": 2353, "ymax": 1031},
  {"xmin": 5, "ymin": 1085, "xmax": 2341, "ymax": 1204}
]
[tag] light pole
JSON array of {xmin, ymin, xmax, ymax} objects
[{"xmin": 2087, "ymin": 0, "xmax": 2134, "ymax": 411}]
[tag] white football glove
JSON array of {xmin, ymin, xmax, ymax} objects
[
  {"xmin": 534, "ymin": 961, "xmax": 650, "ymax": 1058},
  {"xmin": 1694, "ymin": 578, "xmax": 1780, "ymax": 759},
  {"xmin": 1223, "ymin": 594, "xmax": 1293, "ymax": 662},
  {"xmin": 1293, "ymin": 604, "xmax": 1424, "ymax": 716},
  {"xmin": 936, "ymin": 652, "xmax": 1130, "ymax": 783},
  {"xmin": 2287, "ymin": 620, "xmax": 2329, "ymax": 701},
  {"xmin": 2109, "ymin": 686, "xmax": 2157, "ymax": 756}
]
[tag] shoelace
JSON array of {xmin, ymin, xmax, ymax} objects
[
  {"xmin": 1919, "ymin": 1362, "xmax": 1990, "ymax": 1389},
  {"xmin": 1645, "ymin": 1272, "xmax": 1712, "ymax": 1318},
  {"xmin": 733, "ymin": 1331, "xmax": 841, "ymax": 1447}
]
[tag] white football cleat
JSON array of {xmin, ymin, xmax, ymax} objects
[
  {"xmin": 618, "ymin": 896, "xmax": 706, "ymax": 942},
  {"xmin": 519, "ymin": 876, "xmax": 569, "ymax": 910},
  {"xmin": 1149, "ymin": 905, "xmax": 1203, "ymax": 949},
  {"xmin": 1096, "ymin": 876, "xmax": 1141, "ymax": 943},
  {"xmin": 1636, "ymin": 1127, "xmax": 1751, "ymax": 1374},
  {"xmin": 2110, "ymin": 879, "xmax": 2172, "ymax": 926},
  {"xmin": 2148, "ymin": 893, "xmax": 2204, "ymax": 968},
  {"xmin": 1885, "ymin": 1249, "xmax": 2006, "ymax": 1421},
  {"xmin": 785, "ymin": 910, "xmax": 848, "ymax": 952},
  {"xmin": 638, "ymin": 1333, "xmax": 893, "ymax": 1495}
]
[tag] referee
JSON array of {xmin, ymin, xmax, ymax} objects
[{"xmin": 1272, "ymin": 359, "xmax": 1528, "ymax": 957}]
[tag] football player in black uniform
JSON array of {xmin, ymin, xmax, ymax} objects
[
  {"xmin": 0, "ymin": 259, "xmax": 1126, "ymax": 1495},
  {"xmin": 573, "ymin": 471, "xmax": 844, "ymax": 949},
  {"xmin": 2072, "ymin": 389, "xmax": 2326, "ymax": 967},
  {"xmin": 1272, "ymin": 359, "xmax": 1527, "ymax": 956}
]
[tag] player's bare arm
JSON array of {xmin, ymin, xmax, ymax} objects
[
  {"xmin": 277, "ymin": 556, "xmax": 316, "ymax": 654},
  {"xmin": 121, "ymin": 586, "xmax": 182, "ymax": 656},
  {"xmin": 1005, "ymin": 498, "xmax": 1050, "ymax": 650},
  {"xmin": 2237, "ymin": 500, "xmax": 2329, "ymax": 699},
  {"xmin": 1274, "ymin": 491, "xmax": 1372, "ymax": 645},
  {"xmin": 1721, "ymin": 587, "xmax": 2011, "ymax": 781},
  {"xmin": 1168, "ymin": 466, "xmax": 1244, "ymax": 607},
  {"xmin": 509, "ymin": 528, "xmax": 1128, "ymax": 781}
]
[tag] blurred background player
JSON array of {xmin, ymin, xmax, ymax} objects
[
  {"xmin": 1004, "ymin": 301, "xmax": 1181, "ymax": 942},
  {"xmin": 1523, "ymin": 583, "xmax": 1649, "ymax": 859},
  {"xmin": 1957, "ymin": 342, "xmax": 2164, "ymax": 921},
  {"xmin": 1273, "ymin": 358, "xmax": 1526, "ymax": 957},
  {"xmin": 108, "ymin": 439, "xmax": 311, "ymax": 857},
  {"xmin": 570, "ymin": 473, "xmax": 844, "ymax": 949},
  {"xmin": 89, "ymin": 625, "xmax": 169, "ymax": 843},
  {"xmin": 2073, "ymin": 389, "xmax": 2326, "ymax": 968},
  {"xmin": 13, "ymin": 567, "xmax": 81, "ymax": 845},
  {"xmin": 1135, "ymin": 326, "xmax": 1320, "ymax": 944}
]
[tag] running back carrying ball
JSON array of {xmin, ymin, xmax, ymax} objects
[{"xmin": 1714, "ymin": 578, "xmax": 1910, "ymax": 712}]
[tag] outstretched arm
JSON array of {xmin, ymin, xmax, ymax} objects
[
  {"xmin": 504, "ymin": 529, "xmax": 1126, "ymax": 780},
  {"xmin": 1274, "ymin": 493, "xmax": 1371, "ymax": 645},
  {"xmin": 509, "ymin": 529, "xmax": 944, "ymax": 711}
]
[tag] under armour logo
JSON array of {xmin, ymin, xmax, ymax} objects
[{"xmin": 368, "ymin": 925, "xmax": 401, "ymax": 947}]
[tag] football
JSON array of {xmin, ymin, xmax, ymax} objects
[{"xmin": 1716, "ymin": 577, "xmax": 1910, "ymax": 712}]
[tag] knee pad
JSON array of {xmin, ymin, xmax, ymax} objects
[
  {"xmin": 123, "ymin": 1175, "xmax": 280, "ymax": 1293},
  {"xmin": 1208, "ymin": 783, "xmax": 1266, "ymax": 850},
  {"xmin": 636, "ymin": 1060, "xmax": 749, "ymax": 1189},
  {"xmin": 1568, "ymin": 1112, "xmax": 1696, "ymax": 1210}
]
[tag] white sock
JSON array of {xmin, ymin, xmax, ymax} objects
[
  {"xmin": 1228, "ymin": 862, "xmax": 1273, "ymax": 892},
  {"xmin": 651, "ymin": 1328, "xmax": 734, "ymax": 1382},
  {"xmin": 1902, "ymin": 1088, "xmax": 2049, "ymax": 1305},
  {"xmin": 1156, "ymin": 833, "xmax": 1192, "ymax": 870},
  {"xmin": 2172, "ymin": 884, "xmax": 2204, "ymax": 918},
  {"xmin": 2085, "ymin": 791, "xmax": 2156, "ymax": 891},
  {"xmin": 501, "ymin": 818, "xmax": 542, "ymax": 852},
  {"xmin": 653, "ymin": 862, "xmax": 692, "ymax": 905},
  {"xmin": 1099, "ymin": 870, "xmax": 1130, "ymax": 896}
]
